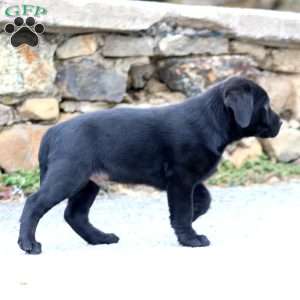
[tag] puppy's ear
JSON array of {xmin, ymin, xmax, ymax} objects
[{"xmin": 224, "ymin": 87, "xmax": 254, "ymax": 128}]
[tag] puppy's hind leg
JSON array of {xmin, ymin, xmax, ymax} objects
[
  {"xmin": 18, "ymin": 160, "xmax": 89, "ymax": 254},
  {"xmin": 64, "ymin": 181, "xmax": 119, "ymax": 245}
]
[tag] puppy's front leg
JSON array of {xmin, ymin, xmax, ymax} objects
[{"xmin": 167, "ymin": 171, "xmax": 210, "ymax": 247}]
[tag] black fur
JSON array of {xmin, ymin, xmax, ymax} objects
[{"xmin": 18, "ymin": 76, "xmax": 281, "ymax": 254}]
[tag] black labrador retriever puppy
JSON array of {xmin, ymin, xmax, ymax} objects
[{"xmin": 18, "ymin": 76, "xmax": 281, "ymax": 254}]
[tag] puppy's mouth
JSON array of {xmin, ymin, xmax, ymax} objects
[{"xmin": 258, "ymin": 121, "xmax": 282, "ymax": 138}]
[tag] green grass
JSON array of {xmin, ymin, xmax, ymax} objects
[
  {"xmin": 208, "ymin": 155, "xmax": 300, "ymax": 186},
  {"xmin": 0, "ymin": 155, "xmax": 300, "ymax": 196},
  {"xmin": 0, "ymin": 169, "xmax": 40, "ymax": 195}
]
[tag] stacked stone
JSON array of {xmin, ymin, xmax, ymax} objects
[{"xmin": 0, "ymin": 2, "xmax": 300, "ymax": 171}]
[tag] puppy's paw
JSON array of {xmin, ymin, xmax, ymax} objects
[
  {"xmin": 104, "ymin": 233, "xmax": 120, "ymax": 244},
  {"xmin": 196, "ymin": 234, "xmax": 210, "ymax": 247},
  {"xmin": 18, "ymin": 237, "xmax": 42, "ymax": 255},
  {"xmin": 88, "ymin": 233, "xmax": 120, "ymax": 245},
  {"xmin": 178, "ymin": 233, "xmax": 210, "ymax": 247}
]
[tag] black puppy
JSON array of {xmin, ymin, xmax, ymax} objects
[{"xmin": 18, "ymin": 76, "xmax": 281, "ymax": 254}]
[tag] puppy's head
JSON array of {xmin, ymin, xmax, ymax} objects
[{"xmin": 222, "ymin": 76, "xmax": 282, "ymax": 138}]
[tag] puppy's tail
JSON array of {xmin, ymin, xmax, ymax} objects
[{"xmin": 38, "ymin": 128, "xmax": 52, "ymax": 184}]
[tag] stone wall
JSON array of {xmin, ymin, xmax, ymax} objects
[
  {"xmin": 179, "ymin": 0, "xmax": 300, "ymax": 11},
  {"xmin": 0, "ymin": 0, "xmax": 300, "ymax": 172}
]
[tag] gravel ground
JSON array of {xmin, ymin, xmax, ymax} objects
[{"xmin": 1, "ymin": 182, "xmax": 300, "ymax": 299}]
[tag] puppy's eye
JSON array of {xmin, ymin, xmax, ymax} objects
[{"xmin": 264, "ymin": 103, "xmax": 269, "ymax": 111}]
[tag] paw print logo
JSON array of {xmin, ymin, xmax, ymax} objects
[{"xmin": 4, "ymin": 16, "xmax": 45, "ymax": 47}]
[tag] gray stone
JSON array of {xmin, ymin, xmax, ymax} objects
[
  {"xmin": 0, "ymin": 96, "xmax": 23, "ymax": 105},
  {"xmin": 102, "ymin": 35, "xmax": 154, "ymax": 57},
  {"xmin": 58, "ymin": 113, "xmax": 81, "ymax": 123},
  {"xmin": 56, "ymin": 34, "xmax": 98, "ymax": 59},
  {"xmin": 257, "ymin": 74, "xmax": 295, "ymax": 117},
  {"xmin": 226, "ymin": 137, "xmax": 263, "ymax": 168},
  {"xmin": 128, "ymin": 89, "xmax": 185, "ymax": 106},
  {"xmin": 158, "ymin": 55, "xmax": 259, "ymax": 96},
  {"xmin": 158, "ymin": 35, "xmax": 229, "ymax": 56},
  {"xmin": 0, "ymin": 34, "xmax": 56, "ymax": 96},
  {"xmin": 19, "ymin": 98, "xmax": 60, "ymax": 121},
  {"xmin": 130, "ymin": 64, "xmax": 155, "ymax": 89},
  {"xmin": 0, "ymin": 124, "xmax": 49, "ymax": 172},
  {"xmin": 104, "ymin": 57, "xmax": 151, "ymax": 76},
  {"xmin": 268, "ymin": 49, "xmax": 300, "ymax": 73},
  {"xmin": 0, "ymin": 104, "xmax": 17, "ymax": 126},
  {"xmin": 289, "ymin": 76, "xmax": 300, "ymax": 121},
  {"xmin": 76, "ymin": 102, "xmax": 112, "ymax": 113},
  {"xmin": 288, "ymin": 120, "xmax": 300, "ymax": 130},
  {"xmin": 60, "ymin": 101, "xmax": 77, "ymax": 113},
  {"xmin": 260, "ymin": 126, "xmax": 300, "ymax": 162},
  {"xmin": 56, "ymin": 59, "xmax": 127, "ymax": 102},
  {"xmin": 257, "ymin": 74, "xmax": 300, "ymax": 121},
  {"xmin": 2, "ymin": 1, "xmax": 300, "ymax": 46},
  {"xmin": 146, "ymin": 91, "xmax": 186, "ymax": 105},
  {"xmin": 60, "ymin": 101, "xmax": 112, "ymax": 113},
  {"xmin": 115, "ymin": 103, "xmax": 154, "ymax": 109},
  {"xmin": 145, "ymin": 79, "xmax": 169, "ymax": 94},
  {"xmin": 181, "ymin": 0, "xmax": 277, "ymax": 9},
  {"xmin": 230, "ymin": 41, "xmax": 268, "ymax": 64}
]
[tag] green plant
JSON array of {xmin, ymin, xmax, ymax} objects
[
  {"xmin": 0, "ymin": 169, "xmax": 40, "ymax": 194},
  {"xmin": 0, "ymin": 155, "xmax": 300, "ymax": 195},
  {"xmin": 208, "ymin": 155, "xmax": 300, "ymax": 186}
]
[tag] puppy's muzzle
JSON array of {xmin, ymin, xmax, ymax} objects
[{"xmin": 259, "ymin": 118, "xmax": 282, "ymax": 138}]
